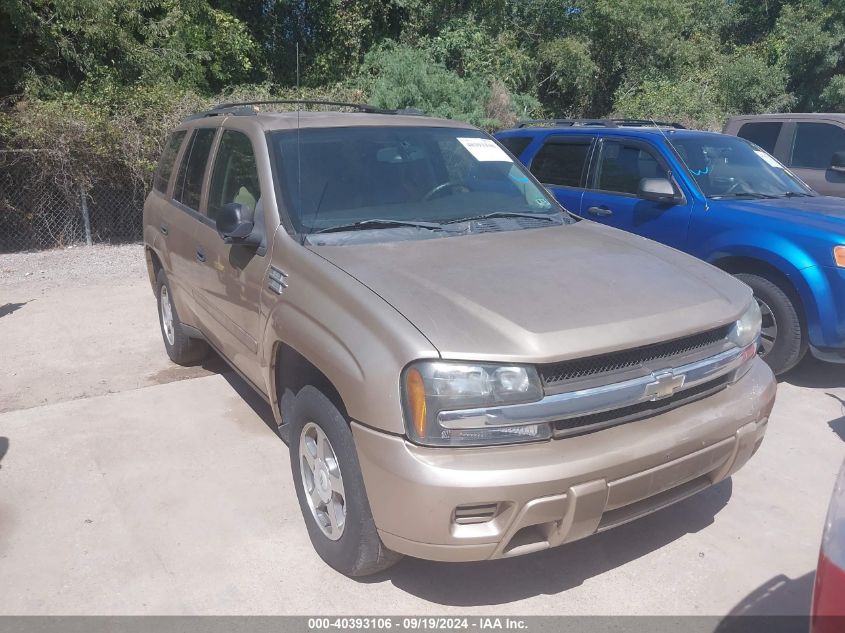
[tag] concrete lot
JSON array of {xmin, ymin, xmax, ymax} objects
[{"xmin": 0, "ymin": 244, "xmax": 843, "ymax": 616}]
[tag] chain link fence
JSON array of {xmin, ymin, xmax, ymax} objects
[{"xmin": 0, "ymin": 150, "xmax": 147, "ymax": 253}]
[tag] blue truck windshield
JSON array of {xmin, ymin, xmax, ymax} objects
[{"xmin": 670, "ymin": 135, "xmax": 813, "ymax": 199}]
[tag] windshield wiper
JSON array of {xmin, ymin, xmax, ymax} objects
[
  {"xmin": 445, "ymin": 211, "xmax": 563, "ymax": 224},
  {"xmin": 780, "ymin": 191, "xmax": 813, "ymax": 198},
  {"xmin": 313, "ymin": 219, "xmax": 444, "ymax": 234},
  {"xmin": 710, "ymin": 192, "xmax": 780, "ymax": 200}
]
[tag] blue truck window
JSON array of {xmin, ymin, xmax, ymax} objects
[
  {"xmin": 498, "ymin": 136, "xmax": 532, "ymax": 158},
  {"xmin": 531, "ymin": 141, "xmax": 590, "ymax": 187},
  {"xmin": 595, "ymin": 141, "xmax": 667, "ymax": 195}
]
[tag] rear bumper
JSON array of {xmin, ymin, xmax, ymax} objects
[{"xmin": 352, "ymin": 358, "xmax": 776, "ymax": 562}]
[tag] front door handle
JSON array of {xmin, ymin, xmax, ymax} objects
[
  {"xmin": 195, "ymin": 248, "xmax": 206, "ymax": 263},
  {"xmin": 588, "ymin": 206, "xmax": 613, "ymax": 217},
  {"xmin": 160, "ymin": 224, "xmax": 169, "ymax": 236}
]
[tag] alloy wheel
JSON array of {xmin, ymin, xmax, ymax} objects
[
  {"xmin": 756, "ymin": 297, "xmax": 778, "ymax": 357},
  {"xmin": 160, "ymin": 285, "xmax": 175, "ymax": 346},
  {"xmin": 299, "ymin": 422, "xmax": 346, "ymax": 540}
]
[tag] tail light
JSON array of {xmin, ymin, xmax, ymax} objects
[{"xmin": 811, "ymin": 460, "xmax": 845, "ymax": 633}]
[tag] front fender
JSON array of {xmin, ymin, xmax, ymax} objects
[
  {"xmin": 260, "ymin": 240, "xmax": 438, "ymax": 435},
  {"xmin": 699, "ymin": 230, "xmax": 837, "ymax": 348}
]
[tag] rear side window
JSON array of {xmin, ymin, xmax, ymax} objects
[
  {"xmin": 594, "ymin": 140, "xmax": 668, "ymax": 195},
  {"xmin": 498, "ymin": 136, "xmax": 532, "ymax": 158},
  {"xmin": 790, "ymin": 122, "xmax": 845, "ymax": 169},
  {"xmin": 207, "ymin": 130, "xmax": 261, "ymax": 222},
  {"xmin": 154, "ymin": 131, "xmax": 186, "ymax": 193},
  {"xmin": 531, "ymin": 139, "xmax": 591, "ymax": 188},
  {"xmin": 174, "ymin": 128, "xmax": 217, "ymax": 210},
  {"xmin": 736, "ymin": 122, "xmax": 782, "ymax": 155}
]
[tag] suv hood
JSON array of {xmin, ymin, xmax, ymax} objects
[
  {"xmin": 717, "ymin": 195, "xmax": 845, "ymax": 229},
  {"xmin": 310, "ymin": 222, "xmax": 751, "ymax": 363}
]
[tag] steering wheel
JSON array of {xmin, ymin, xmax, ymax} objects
[{"xmin": 423, "ymin": 181, "xmax": 471, "ymax": 201}]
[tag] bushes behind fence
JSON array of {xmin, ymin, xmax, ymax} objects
[{"xmin": 0, "ymin": 84, "xmax": 373, "ymax": 252}]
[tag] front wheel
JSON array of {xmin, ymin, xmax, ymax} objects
[
  {"xmin": 735, "ymin": 272, "xmax": 806, "ymax": 375},
  {"xmin": 289, "ymin": 386, "xmax": 401, "ymax": 577}
]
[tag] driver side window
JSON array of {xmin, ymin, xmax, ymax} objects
[{"xmin": 207, "ymin": 130, "xmax": 261, "ymax": 222}]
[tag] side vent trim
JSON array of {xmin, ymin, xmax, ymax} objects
[{"xmin": 268, "ymin": 266, "xmax": 289, "ymax": 295}]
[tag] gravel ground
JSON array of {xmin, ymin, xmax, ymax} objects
[
  {"xmin": 0, "ymin": 243, "xmax": 146, "ymax": 290},
  {"xmin": 0, "ymin": 242, "xmax": 224, "ymax": 413}
]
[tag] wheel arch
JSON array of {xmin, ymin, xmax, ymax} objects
[
  {"xmin": 270, "ymin": 340, "xmax": 351, "ymax": 430},
  {"xmin": 710, "ymin": 254, "xmax": 808, "ymax": 327},
  {"xmin": 145, "ymin": 246, "xmax": 164, "ymax": 288}
]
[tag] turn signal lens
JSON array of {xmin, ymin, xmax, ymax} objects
[
  {"xmin": 406, "ymin": 367, "xmax": 427, "ymax": 438},
  {"xmin": 835, "ymin": 246, "xmax": 845, "ymax": 268}
]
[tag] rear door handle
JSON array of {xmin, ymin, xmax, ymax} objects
[
  {"xmin": 195, "ymin": 248, "xmax": 206, "ymax": 263},
  {"xmin": 588, "ymin": 206, "xmax": 613, "ymax": 217},
  {"xmin": 159, "ymin": 224, "xmax": 169, "ymax": 236}
]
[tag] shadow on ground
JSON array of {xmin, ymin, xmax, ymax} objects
[
  {"xmin": 712, "ymin": 571, "xmax": 814, "ymax": 632},
  {"xmin": 147, "ymin": 351, "xmax": 230, "ymax": 386},
  {"xmin": 0, "ymin": 437, "xmax": 8, "ymax": 468},
  {"xmin": 220, "ymin": 366, "xmax": 278, "ymax": 436},
  {"xmin": 360, "ymin": 479, "xmax": 733, "ymax": 606},
  {"xmin": 782, "ymin": 355, "xmax": 845, "ymax": 389},
  {"xmin": 0, "ymin": 302, "xmax": 27, "ymax": 318}
]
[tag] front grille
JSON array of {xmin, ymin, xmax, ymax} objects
[
  {"xmin": 540, "ymin": 325, "xmax": 732, "ymax": 387},
  {"xmin": 552, "ymin": 373, "xmax": 731, "ymax": 439}
]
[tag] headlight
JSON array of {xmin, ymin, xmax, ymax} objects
[
  {"xmin": 402, "ymin": 361, "xmax": 547, "ymax": 447},
  {"xmin": 728, "ymin": 300, "xmax": 762, "ymax": 349},
  {"xmin": 727, "ymin": 301, "xmax": 762, "ymax": 381}
]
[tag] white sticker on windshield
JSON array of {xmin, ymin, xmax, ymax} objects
[
  {"xmin": 458, "ymin": 137, "xmax": 513, "ymax": 162},
  {"xmin": 755, "ymin": 149, "xmax": 783, "ymax": 169}
]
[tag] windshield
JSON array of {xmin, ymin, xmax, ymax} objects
[
  {"xmin": 271, "ymin": 126, "xmax": 561, "ymax": 235},
  {"xmin": 669, "ymin": 135, "xmax": 813, "ymax": 199}
]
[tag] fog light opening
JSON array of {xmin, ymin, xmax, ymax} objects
[{"xmin": 502, "ymin": 525, "xmax": 550, "ymax": 557}]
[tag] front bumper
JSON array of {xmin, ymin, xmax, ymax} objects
[{"xmin": 352, "ymin": 358, "xmax": 776, "ymax": 562}]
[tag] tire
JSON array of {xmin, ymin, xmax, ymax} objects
[
  {"xmin": 155, "ymin": 269, "xmax": 209, "ymax": 365},
  {"xmin": 289, "ymin": 385, "xmax": 401, "ymax": 577},
  {"xmin": 735, "ymin": 272, "xmax": 806, "ymax": 375}
]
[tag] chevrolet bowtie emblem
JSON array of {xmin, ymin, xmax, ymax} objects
[{"xmin": 645, "ymin": 372, "xmax": 686, "ymax": 401}]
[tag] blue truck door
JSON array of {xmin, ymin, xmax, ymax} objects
[
  {"xmin": 527, "ymin": 134, "xmax": 594, "ymax": 215},
  {"xmin": 580, "ymin": 137, "xmax": 692, "ymax": 250}
]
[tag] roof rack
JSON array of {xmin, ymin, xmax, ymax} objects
[
  {"xmin": 516, "ymin": 118, "xmax": 685, "ymax": 129},
  {"xmin": 183, "ymin": 99, "xmax": 426, "ymax": 121}
]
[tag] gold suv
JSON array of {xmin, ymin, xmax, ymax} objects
[{"xmin": 143, "ymin": 101, "xmax": 777, "ymax": 576}]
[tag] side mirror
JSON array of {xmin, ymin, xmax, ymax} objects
[
  {"xmin": 830, "ymin": 151, "xmax": 845, "ymax": 173},
  {"xmin": 216, "ymin": 203, "xmax": 254, "ymax": 243},
  {"xmin": 638, "ymin": 177, "xmax": 682, "ymax": 204}
]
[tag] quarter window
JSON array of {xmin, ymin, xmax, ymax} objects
[
  {"xmin": 736, "ymin": 122, "xmax": 782, "ymax": 155},
  {"xmin": 790, "ymin": 122, "xmax": 845, "ymax": 169},
  {"xmin": 594, "ymin": 141, "xmax": 668, "ymax": 196},
  {"xmin": 498, "ymin": 136, "xmax": 533, "ymax": 158},
  {"xmin": 531, "ymin": 140, "xmax": 591, "ymax": 188},
  {"xmin": 174, "ymin": 128, "xmax": 217, "ymax": 211},
  {"xmin": 207, "ymin": 131, "xmax": 261, "ymax": 221},
  {"xmin": 154, "ymin": 131, "xmax": 186, "ymax": 193}
]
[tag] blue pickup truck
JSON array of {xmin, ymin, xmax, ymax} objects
[{"xmin": 496, "ymin": 120, "xmax": 845, "ymax": 374}]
